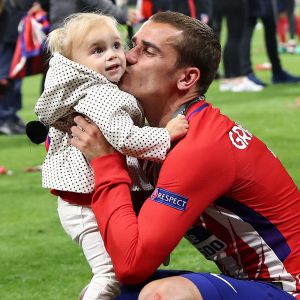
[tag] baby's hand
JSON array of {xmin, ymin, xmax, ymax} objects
[{"xmin": 166, "ymin": 114, "xmax": 189, "ymax": 142}]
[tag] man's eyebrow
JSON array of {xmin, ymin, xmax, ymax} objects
[
  {"xmin": 131, "ymin": 37, "xmax": 161, "ymax": 52},
  {"xmin": 142, "ymin": 40, "xmax": 161, "ymax": 52}
]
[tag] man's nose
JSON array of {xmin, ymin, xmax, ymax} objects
[{"xmin": 126, "ymin": 47, "xmax": 138, "ymax": 65}]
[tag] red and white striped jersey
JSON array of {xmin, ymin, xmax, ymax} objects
[{"xmin": 91, "ymin": 100, "xmax": 300, "ymax": 299}]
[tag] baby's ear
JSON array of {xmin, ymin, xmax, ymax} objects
[{"xmin": 177, "ymin": 67, "xmax": 200, "ymax": 91}]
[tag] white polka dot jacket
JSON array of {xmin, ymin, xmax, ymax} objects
[{"xmin": 35, "ymin": 53, "xmax": 170, "ymax": 193}]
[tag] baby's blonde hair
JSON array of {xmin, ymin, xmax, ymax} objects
[{"xmin": 47, "ymin": 12, "xmax": 119, "ymax": 58}]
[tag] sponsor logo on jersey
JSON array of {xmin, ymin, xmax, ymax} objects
[
  {"xmin": 185, "ymin": 226, "xmax": 227, "ymax": 260},
  {"xmin": 150, "ymin": 188, "xmax": 188, "ymax": 211},
  {"xmin": 229, "ymin": 124, "xmax": 253, "ymax": 150}
]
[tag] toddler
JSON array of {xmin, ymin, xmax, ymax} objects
[{"xmin": 35, "ymin": 13, "xmax": 188, "ymax": 300}]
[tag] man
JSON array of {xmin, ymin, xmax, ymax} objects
[{"xmin": 70, "ymin": 11, "xmax": 300, "ymax": 300}]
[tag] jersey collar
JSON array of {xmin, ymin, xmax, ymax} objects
[{"xmin": 173, "ymin": 95, "xmax": 206, "ymax": 118}]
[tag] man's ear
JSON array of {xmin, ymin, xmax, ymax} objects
[{"xmin": 177, "ymin": 67, "xmax": 200, "ymax": 91}]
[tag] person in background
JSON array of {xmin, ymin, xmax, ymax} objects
[
  {"xmin": 211, "ymin": 0, "xmax": 263, "ymax": 92},
  {"xmin": 0, "ymin": 0, "xmax": 42, "ymax": 135},
  {"xmin": 70, "ymin": 11, "xmax": 300, "ymax": 300},
  {"xmin": 240, "ymin": 0, "xmax": 300, "ymax": 86},
  {"xmin": 277, "ymin": 0, "xmax": 298, "ymax": 54},
  {"xmin": 35, "ymin": 12, "xmax": 188, "ymax": 300},
  {"xmin": 139, "ymin": 0, "xmax": 212, "ymax": 23},
  {"xmin": 48, "ymin": 0, "xmax": 137, "ymax": 30}
]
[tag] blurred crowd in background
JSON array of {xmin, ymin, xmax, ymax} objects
[{"xmin": 0, "ymin": 0, "xmax": 299, "ymax": 135}]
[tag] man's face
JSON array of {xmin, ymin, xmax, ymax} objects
[
  {"xmin": 120, "ymin": 21, "xmax": 182, "ymax": 104},
  {"xmin": 72, "ymin": 23, "xmax": 126, "ymax": 83}
]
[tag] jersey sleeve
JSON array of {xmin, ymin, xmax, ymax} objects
[
  {"xmin": 75, "ymin": 86, "xmax": 170, "ymax": 162},
  {"xmin": 90, "ymin": 136, "xmax": 234, "ymax": 284}
]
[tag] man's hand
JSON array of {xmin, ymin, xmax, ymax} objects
[{"xmin": 70, "ymin": 116, "xmax": 116, "ymax": 161}]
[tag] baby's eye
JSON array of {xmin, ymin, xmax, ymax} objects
[
  {"xmin": 93, "ymin": 47, "xmax": 103, "ymax": 54},
  {"xmin": 113, "ymin": 41, "xmax": 121, "ymax": 49}
]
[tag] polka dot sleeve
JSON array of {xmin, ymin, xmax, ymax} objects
[{"xmin": 75, "ymin": 85, "xmax": 171, "ymax": 162}]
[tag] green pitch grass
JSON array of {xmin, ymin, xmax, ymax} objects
[{"xmin": 0, "ymin": 25, "xmax": 299, "ymax": 299}]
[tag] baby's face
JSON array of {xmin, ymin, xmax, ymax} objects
[{"xmin": 72, "ymin": 22, "xmax": 126, "ymax": 83}]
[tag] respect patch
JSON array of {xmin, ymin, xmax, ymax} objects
[{"xmin": 150, "ymin": 188, "xmax": 188, "ymax": 211}]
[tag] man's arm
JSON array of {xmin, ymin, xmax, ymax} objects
[{"xmin": 71, "ymin": 116, "xmax": 233, "ymax": 284}]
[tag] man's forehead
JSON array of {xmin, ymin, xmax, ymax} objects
[{"xmin": 134, "ymin": 21, "xmax": 183, "ymax": 45}]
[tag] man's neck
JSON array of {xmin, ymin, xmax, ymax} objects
[{"xmin": 144, "ymin": 92, "xmax": 201, "ymax": 127}]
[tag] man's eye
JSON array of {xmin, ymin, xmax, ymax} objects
[{"xmin": 143, "ymin": 47, "xmax": 154, "ymax": 56}]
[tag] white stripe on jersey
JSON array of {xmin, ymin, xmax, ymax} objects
[{"xmin": 204, "ymin": 204, "xmax": 297, "ymax": 292}]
